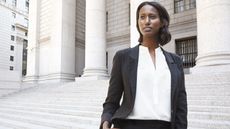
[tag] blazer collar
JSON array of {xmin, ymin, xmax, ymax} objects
[{"xmin": 129, "ymin": 44, "xmax": 175, "ymax": 64}]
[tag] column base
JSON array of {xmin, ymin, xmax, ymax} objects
[
  {"xmin": 23, "ymin": 75, "xmax": 39, "ymax": 83},
  {"xmin": 196, "ymin": 51, "xmax": 230, "ymax": 66},
  {"xmin": 75, "ymin": 76, "xmax": 109, "ymax": 82},
  {"xmin": 81, "ymin": 67, "xmax": 109, "ymax": 81},
  {"xmin": 23, "ymin": 73, "xmax": 75, "ymax": 83}
]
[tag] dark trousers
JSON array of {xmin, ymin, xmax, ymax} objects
[{"xmin": 113, "ymin": 119, "xmax": 171, "ymax": 129}]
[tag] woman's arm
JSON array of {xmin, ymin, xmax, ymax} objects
[
  {"xmin": 100, "ymin": 51, "xmax": 124, "ymax": 129},
  {"xmin": 175, "ymin": 58, "xmax": 188, "ymax": 129}
]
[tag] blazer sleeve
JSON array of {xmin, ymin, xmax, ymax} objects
[
  {"xmin": 100, "ymin": 51, "xmax": 124, "ymax": 129},
  {"xmin": 175, "ymin": 57, "xmax": 188, "ymax": 129}
]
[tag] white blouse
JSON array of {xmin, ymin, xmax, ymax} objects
[{"xmin": 127, "ymin": 45, "xmax": 171, "ymax": 122}]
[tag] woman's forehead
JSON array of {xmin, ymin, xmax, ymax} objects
[{"xmin": 139, "ymin": 4, "xmax": 159, "ymax": 14}]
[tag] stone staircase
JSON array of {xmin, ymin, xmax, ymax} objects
[
  {"xmin": 0, "ymin": 81, "xmax": 36, "ymax": 97},
  {"xmin": 0, "ymin": 81, "xmax": 108, "ymax": 129},
  {"xmin": 186, "ymin": 72, "xmax": 230, "ymax": 129},
  {"xmin": 0, "ymin": 72, "xmax": 229, "ymax": 129}
]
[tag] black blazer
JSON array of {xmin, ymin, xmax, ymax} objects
[{"xmin": 100, "ymin": 44, "xmax": 187, "ymax": 129}]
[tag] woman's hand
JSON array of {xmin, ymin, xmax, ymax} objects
[
  {"xmin": 102, "ymin": 121, "xmax": 110, "ymax": 129},
  {"xmin": 102, "ymin": 121, "xmax": 120, "ymax": 129}
]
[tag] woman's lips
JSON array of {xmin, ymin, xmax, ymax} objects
[{"xmin": 143, "ymin": 27, "xmax": 152, "ymax": 32}]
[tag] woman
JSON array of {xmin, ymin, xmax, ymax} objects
[{"xmin": 100, "ymin": 1, "xmax": 187, "ymax": 129}]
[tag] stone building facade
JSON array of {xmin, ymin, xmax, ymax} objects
[
  {"xmin": 0, "ymin": 0, "xmax": 28, "ymax": 85},
  {"xmin": 25, "ymin": 0, "xmax": 230, "ymax": 83}
]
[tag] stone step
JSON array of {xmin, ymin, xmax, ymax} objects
[
  {"xmin": 185, "ymin": 84, "xmax": 229, "ymax": 90},
  {"xmin": 187, "ymin": 96, "xmax": 230, "ymax": 101},
  {"xmin": 0, "ymin": 117, "xmax": 57, "ymax": 129},
  {"xmin": 186, "ymin": 82, "xmax": 230, "ymax": 86},
  {"xmin": 188, "ymin": 105, "xmax": 230, "ymax": 113},
  {"xmin": 0, "ymin": 96, "xmax": 106, "ymax": 103},
  {"xmin": 188, "ymin": 119, "xmax": 230, "ymax": 129},
  {"xmin": 0, "ymin": 111, "xmax": 100, "ymax": 129},
  {"xmin": 186, "ymin": 87, "xmax": 230, "ymax": 92},
  {"xmin": 0, "ymin": 100, "xmax": 102, "ymax": 107},
  {"xmin": 0, "ymin": 105, "xmax": 101, "ymax": 118},
  {"xmin": 189, "ymin": 111, "xmax": 230, "ymax": 121},
  {"xmin": 0, "ymin": 89, "xmax": 18, "ymax": 97},
  {"xmin": 0, "ymin": 101, "xmax": 102, "ymax": 112},
  {"xmin": 188, "ymin": 127, "xmax": 206, "ymax": 129},
  {"xmin": 0, "ymin": 98, "xmax": 104, "ymax": 106},
  {"xmin": 188, "ymin": 100, "xmax": 230, "ymax": 106},
  {"xmin": 186, "ymin": 91, "xmax": 230, "ymax": 96},
  {"xmin": 185, "ymin": 72, "xmax": 230, "ymax": 83}
]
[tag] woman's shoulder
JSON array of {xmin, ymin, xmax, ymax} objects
[
  {"xmin": 115, "ymin": 47, "xmax": 133, "ymax": 56},
  {"xmin": 163, "ymin": 49, "xmax": 183, "ymax": 64}
]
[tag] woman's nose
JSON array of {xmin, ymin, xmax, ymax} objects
[{"xmin": 145, "ymin": 17, "xmax": 150, "ymax": 25}]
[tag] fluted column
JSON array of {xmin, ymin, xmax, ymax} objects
[
  {"xmin": 82, "ymin": 0, "xmax": 108, "ymax": 79},
  {"xmin": 24, "ymin": 0, "xmax": 40, "ymax": 83},
  {"xmin": 195, "ymin": 0, "xmax": 230, "ymax": 67}
]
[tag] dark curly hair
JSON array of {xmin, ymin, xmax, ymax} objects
[{"xmin": 136, "ymin": 1, "xmax": 171, "ymax": 46}]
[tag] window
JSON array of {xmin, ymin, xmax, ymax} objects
[
  {"xmin": 129, "ymin": 3, "xmax": 131, "ymax": 25},
  {"xmin": 22, "ymin": 39, "xmax": 28, "ymax": 76},
  {"xmin": 106, "ymin": 52, "xmax": 108, "ymax": 68},
  {"xmin": 2, "ymin": 0, "xmax": 6, "ymax": 3},
  {"xmin": 12, "ymin": 0, "xmax": 17, "ymax": 7},
  {"xmin": 11, "ymin": 35, "xmax": 15, "ymax": 41},
  {"xmin": 10, "ymin": 66, "xmax": 14, "ymax": 70},
  {"xmin": 174, "ymin": 0, "xmax": 196, "ymax": 13},
  {"xmin": 12, "ymin": 12, "xmax": 16, "ymax": 18},
  {"xmin": 176, "ymin": 37, "xmax": 197, "ymax": 68},
  {"xmin": 106, "ymin": 11, "xmax": 108, "ymax": 32},
  {"xmin": 10, "ymin": 56, "xmax": 14, "ymax": 61},
  {"xmin": 25, "ymin": 32, "xmax": 28, "ymax": 36},
  {"xmin": 11, "ymin": 25, "xmax": 15, "ymax": 31},
  {"xmin": 174, "ymin": 0, "xmax": 184, "ymax": 13},
  {"xmin": 25, "ymin": 0, "xmax": 29, "ymax": 8},
  {"xmin": 189, "ymin": 0, "xmax": 196, "ymax": 9},
  {"xmin": 10, "ymin": 45, "xmax": 14, "ymax": 51},
  {"xmin": 25, "ymin": 0, "xmax": 29, "ymax": 11},
  {"xmin": 24, "ymin": 18, "xmax": 28, "ymax": 26}
]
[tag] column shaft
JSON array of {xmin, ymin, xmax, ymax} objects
[
  {"xmin": 196, "ymin": 0, "xmax": 230, "ymax": 66},
  {"xmin": 24, "ymin": 0, "xmax": 40, "ymax": 82},
  {"xmin": 82, "ymin": 0, "xmax": 108, "ymax": 79}
]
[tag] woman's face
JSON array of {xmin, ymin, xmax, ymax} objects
[{"xmin": 138, "ymin": 5, "xmax": 162, "ymax": 39}]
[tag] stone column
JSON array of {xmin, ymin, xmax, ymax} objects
[
  {"xmin": 82, "ymin": 0, "xmax": 108, "ymax": 79},
  {"xmin": 195, "ymin": 0, "xmax": 230, "ymax": 70},
  {"xmin": 130, "ymin": 0, "xmax": 145, "ymax": 47},
  {"xmin": 24, "ymin": 0, "xmax": 40, "ymax": 83},
  {"xmin": 48, "ymin": 0, "xmax": 76, "ymax": 82}
]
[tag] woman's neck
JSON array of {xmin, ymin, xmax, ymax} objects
[{"xmin": 141, "ymin": 38, "xmax": 159, "ymax": 50}]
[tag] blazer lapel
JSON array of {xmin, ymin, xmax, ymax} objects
[
  {"xmin": 161, "ymin": 48, "xmax": 179, "ymax": 110},
  {"xmin": 128, "ymin": 45, "xmax": 139, "ymax": 101}
]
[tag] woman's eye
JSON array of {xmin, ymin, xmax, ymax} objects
[
  {"xmin": 140, "ymin": 16, "xmax": 145, "ymax": 19},
  {"xmin": 149, "ymin": 15, "xmax": 156, "ymax": 19}
]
